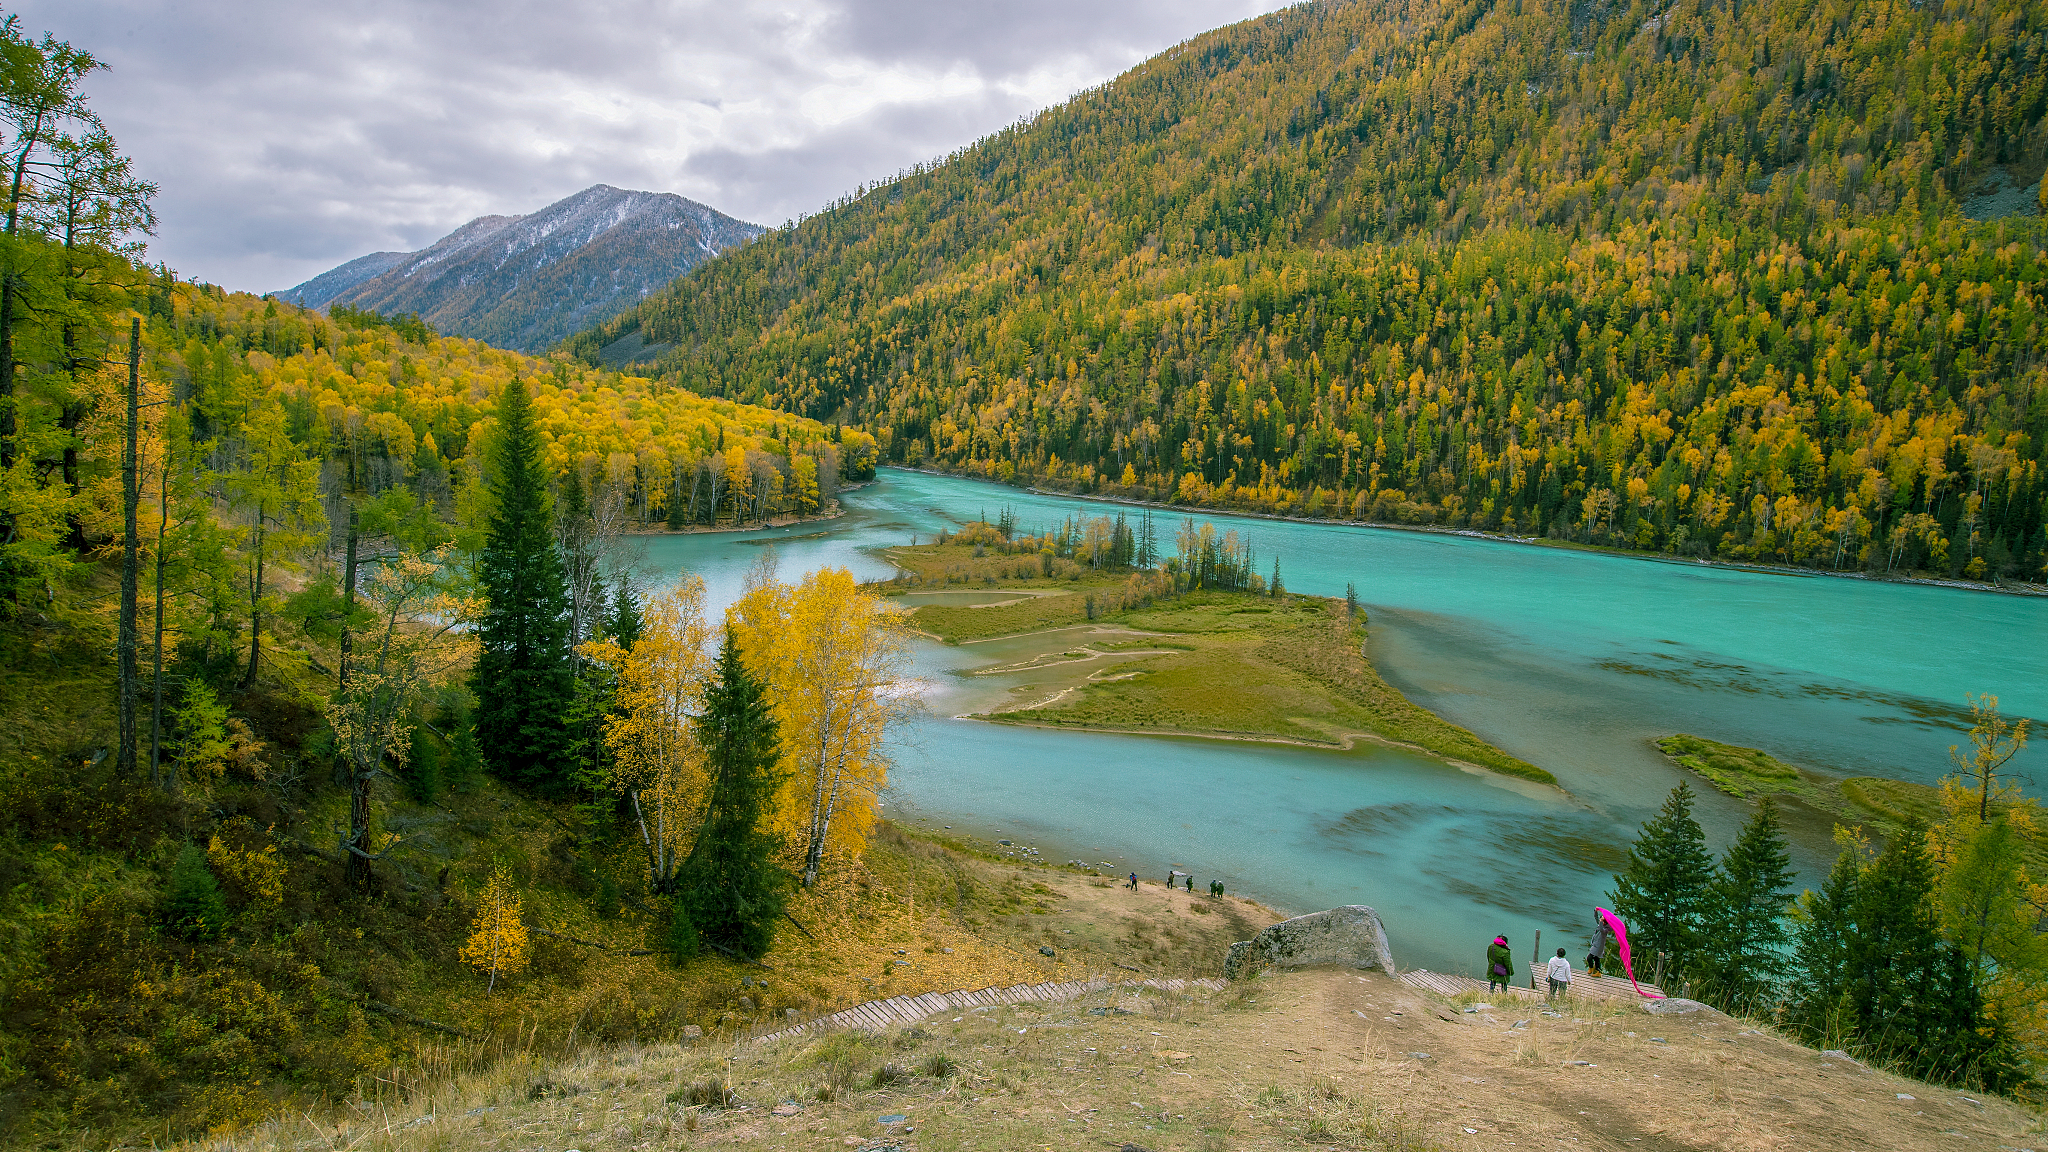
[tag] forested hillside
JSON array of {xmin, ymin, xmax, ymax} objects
[
  {"xmin": 571, "ymin": 0, "xmax": 2048, "ymax": 582},
  {"xmin": 0, "ymin": 23, "xmax": 885, "ymax": 1132}
]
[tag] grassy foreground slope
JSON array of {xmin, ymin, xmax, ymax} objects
[
  {"xmin": 881, "ymin": 539, "xmax": 1555, "ymax": 783},
  {"xmin": 186, "ymin": 965, "xmax": 2040, "ymax": 1152},
  {"xmin": 575, "ymin": 0, "xmax": 2048, "ymax": 583}
]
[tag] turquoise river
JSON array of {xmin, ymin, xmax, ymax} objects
[{"xmin": 625, "ymin": 468, "xmax": 2046, "ymax": 976}]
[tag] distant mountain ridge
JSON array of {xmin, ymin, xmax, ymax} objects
[{"xmin": 280, "ymin": 185, "xmax": 765, "ymax": 352}]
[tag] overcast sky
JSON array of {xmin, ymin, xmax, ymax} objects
[{"xmin": 15, "ymin": 0, "xmax": 1286, "ymax": 293}]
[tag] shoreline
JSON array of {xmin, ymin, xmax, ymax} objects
[
  {"xmin": 613, "ymin": 481, "xmax": 870, "ymax": 537},
  {"xmin": 955, "ymin": 711, "xmax": 1569, "ymax": 798},
  {"xmin": 881, "ymin": 466, "xmax": 2048, "ymax": 599}
]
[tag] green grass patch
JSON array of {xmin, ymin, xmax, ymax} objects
[
  {"xmin": 1655, "ymin": 734, "xmax": 1805, "ymax": 799},
  {"xmin": 989, "ymin": 593, "xmax": 1553, "ymax": 785}
]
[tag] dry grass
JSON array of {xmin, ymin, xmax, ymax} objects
[{"xmin": 173, "ymin": 966, "xmax": 2046, "ymax": 1152}]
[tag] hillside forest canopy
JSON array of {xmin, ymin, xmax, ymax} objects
[{"xmin": 571, "ymin": 0, "xmax": 2048, "ymax": 583}]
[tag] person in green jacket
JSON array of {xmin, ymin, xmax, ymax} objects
[{"xmin": 1485, "ymin": 934, "xmax": 1514, "ymax": 994}]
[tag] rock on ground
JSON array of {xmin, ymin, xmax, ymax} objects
[{"xmin": 1224, "ymin": 905, "xmax": 1395, "ymax": 979}]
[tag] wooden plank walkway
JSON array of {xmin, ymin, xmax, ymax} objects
[
  {"xmin": 750, "ymin": 975, "xmax": 1229, "ymax": 1046},
  {"xmin": 1398, "ymin": 968, "xmax": 1663, "ymax": 1002}
]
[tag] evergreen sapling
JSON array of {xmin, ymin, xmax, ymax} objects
[
  {"xmin": 1608, "ymin": 781, "xmax": 1716, "ymax": 986},
  {"xmin": 669, "ymin": 630, "xmax": 791, "ymax": 961}
]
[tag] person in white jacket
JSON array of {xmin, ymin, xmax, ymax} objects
[{"xmin": 1545, "ymin": 949, "xmax": 1573, "ymax": 1001}]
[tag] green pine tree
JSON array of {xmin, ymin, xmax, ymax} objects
[
  {"xmin": 1608, "ymin": 781, "xmax": 1716, "ymax": 987},
  {"xmin": 470, "ymin": 378, "xmax": 575, "ymax": 789},
  {"xmin": 669, "ymin": 630, "xmax": 791, "ymax": 961},
  {"xmin": 405, "ymin": 722, "xmax": 444, "ymax": 801},
  {"xmin": 447, "ymin": 713, "xmax": 483, "ymax": 792},
  {"xmin": 163, "ymin": 844, "xmax": 228, "ymax": 939},
  {"xmin": 609, "ymin": 576, "xmax": 643, "ymax": 649},
  {"xmin": 1846, "ymin": 820, "xmax": 2013, "ymax": 1088},
  {"xmin": 1783, "ymin": 840, "xmax": 1863, "ymax": 1047},
  {"xmin": 1694, "ymin": 798, "xmax": 1795, "ymax": 1013}
]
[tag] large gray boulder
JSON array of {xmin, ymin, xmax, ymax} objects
[{"xmin": 1224, "ymin": 906, "xmax": 1395, "ymax": 979}]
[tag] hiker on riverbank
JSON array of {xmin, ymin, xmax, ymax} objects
[
  {"xmin": 1127, "ymin": 872, "xmax": 1138, "ymax": 890},
  {"xmin": 1184, "ymin": 874, "xmax": 1194, "ymax": 892},
  {"xmin": 1546, "ymin": 948, "xmax": 1573, "ymax": 1001},
  {"xmin": 1486, "ymin": 935, "xmax": 1514, "ymax": 993}
]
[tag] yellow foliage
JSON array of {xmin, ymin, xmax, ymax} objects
[
  {"xmin": 206, "ymin": 819, "xmax": 285, "ymax": 911},
  {"xmin": 588, "ymin": 575, "xmax": 714, "ymax": 890},
  {"xmin": 459, "ymin": 864, "xmax": 530, "ymax": 990},
  {"xmin": 730, "ymin": 568, "xmax": 911, "ymax": 886}
]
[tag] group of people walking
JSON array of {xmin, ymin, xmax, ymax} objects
[
  {"xmin": 1485, "ymin": 917, "xmax": 1615, "ymax": 1001},
  {"xmin": 1125, "ymin": 870, "xmax": 1224, "ymax": 897}
]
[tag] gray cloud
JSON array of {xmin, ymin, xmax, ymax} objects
[{"xmin": 13, "ymin": 0, "xmax": 1283, "ymax": 293}]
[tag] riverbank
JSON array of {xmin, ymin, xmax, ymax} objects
[
  {"xmin": 875, "ymin": 538, "xmax": 1557, "ymax": 786},
  {"xmin": 613, "ymin": 483, "xmax": 871, "ymax": 536},
  {"xmin": 886, "ymin": 468, "xmax": 2046, "ymax": 599}
]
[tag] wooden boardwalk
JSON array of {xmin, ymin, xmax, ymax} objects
[
  {"xmin": 1398, "ymin": 968, "xmax": 1664, "ymax": 1003},
  {"xmin": 752, "ymin": 976, "xmax": 1228, "ymax": 1045}
]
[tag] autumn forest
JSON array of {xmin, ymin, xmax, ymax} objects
[{"xmin": 576, "ymin": 0, "xmax": 2048, "ymax": 582}]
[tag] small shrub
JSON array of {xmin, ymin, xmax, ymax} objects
[
  {"xmin": 915, "ymin": 1052, "xmax": 957, "ymax": 1078},
  {"xmin": 667, "ymin": 1077, "xmax": 734, "ymax": 1108},
  {"xmin": 162, "ymin": 845, "xmax": 228, "ymax": 939},
  {"xmin": 528, "ymin": 1078, "xmax": 582, "ymax": 1101},
  {"xmin": 866, "ymin": 1062, "xmax": 908, "ymax": 1089}
]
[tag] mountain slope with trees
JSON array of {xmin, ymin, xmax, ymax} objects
[{"xmin": 570, "ymin": 0, "xmax": 2048, "ymax": 583}]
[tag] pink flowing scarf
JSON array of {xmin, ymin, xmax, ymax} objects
[{"xmin": 1597, "ymin": 907, "xmax": 1664, "ymax": 999}]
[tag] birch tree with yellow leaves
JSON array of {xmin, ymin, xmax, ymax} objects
[
  {"xmin": 460, "ymin": 862, "xmax": 529, "ymax": 992},
  {"xmin": 586, "ymin": 574, "xmax": 713, "ymax": 894},
  {"xmin": 731, "ymin": 567, "xmax": 911, "ymax": 887}
]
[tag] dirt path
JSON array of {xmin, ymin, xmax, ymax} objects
[{"xmin": 1259, "ymin": 968, "xmax": 2039, "ymax": 1151}]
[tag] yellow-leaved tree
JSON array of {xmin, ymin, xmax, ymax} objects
[
  {"xmin": 585, "ymin": 575, "xmax": 713, "ymax": 893},
  {"xmin": 1929, "ymin": 695, "xmax": 2044, "ymax": 1069},
  {"xmin": 731, "ymin": 567, "xmax": 912, "ymax": 887},
  {"xmin": 460, "ymin": 862, "xmax": 529, "ymax": 991}
]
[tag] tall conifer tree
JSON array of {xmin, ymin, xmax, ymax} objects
[
  {"xmin": 471, "ymin": 378, "xmax": 573, "ymax": 788},
  {"xmin": 1695, "ymin": 798, "xmax": 1796, "ymax": 1012},
  {"xmin": 1608, "ymin": 781, "xmax": 1716, "ymax": 985},
  {"xmin": 1846, "ymin": 820, "xmax": 2011, "ymax": 1087},
  {"xmin": 609, "ymin": 576, "xmax": 643, "ymax": 649},
  {"xmin": 1784, "ymin": 841, "xmax": 1862, "ymax": 1044},
  {"xmin": 669, "ymin": 630, "xmax": 789, "ymax": 961}
]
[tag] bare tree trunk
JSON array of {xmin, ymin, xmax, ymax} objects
[
  {"xmin": 118, "ymin": 320, "xmax": 141, "ymax": 775},
  {"xmin": 345, "ymin": 759, "xmax": 373, "ymax": 888},
  {"xmin": 152, "ymin": 451, "xmax": 170, "ymax": 791},
  {"xmin": 242, "ymin": 517, "xmax": 264, "ymax": 689},
  {"xmin": 340, "ymin": 504, "xmax": 358, "ymax": 688},
  {"xmin": 0, "ymin": 276, "xmax": 16, "ymax": 489}
]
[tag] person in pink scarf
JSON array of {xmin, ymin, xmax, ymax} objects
[{"xmin": 1485, "ymin": 934, "xmax": 1514, "ymax": 993}]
